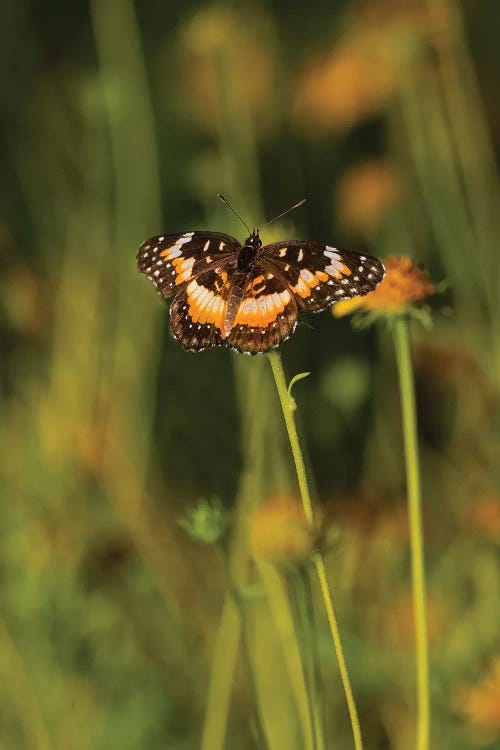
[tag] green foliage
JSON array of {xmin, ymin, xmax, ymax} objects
[{"xmin": 1, "ymin": 0, "xmax": 500, "ymax": 749}]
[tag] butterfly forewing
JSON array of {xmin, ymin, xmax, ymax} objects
[
  {"xmin": 137, "ymin": 231, "xmax": 241, "ymax": 298},
  {"xmin": 260, "ymin": 241, "xmax": 385, "ymax": 312}
]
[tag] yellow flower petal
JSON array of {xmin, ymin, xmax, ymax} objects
[{"xmin": 331, "ymin": 296, "xmax": 365, "ymax": 317}]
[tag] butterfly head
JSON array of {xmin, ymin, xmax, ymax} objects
[{"xmin": 237, "ymin": 229, "xmax": 262, "ymax": 272}]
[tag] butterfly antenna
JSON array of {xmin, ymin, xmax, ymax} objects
[
  {"xmin": 266, "ymin": 198, "xmax": 306, "ymax": 226},
  {"xmin": 218, "ymin": 194, "xmax": 252, "ymax": 235}
]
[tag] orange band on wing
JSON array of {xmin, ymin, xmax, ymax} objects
[
  {"xmin": 235, "ymin": 290, "xmax": 291, "ymax": 327},
  {"xmin": 172, "ymin": 256, "xmax": 196, "ymax": 285},
  {"xmin": 186, "ymin": 280, "xmax": 226, "ymax": 327},
  {"xmin": 292, "ymin": 263, "xmax": 352, "ymax": 298}
]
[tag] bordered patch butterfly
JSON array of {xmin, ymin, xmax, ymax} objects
[{"xmin": 137, "ymin": 197, "xmax": 385, "ymax": 354}]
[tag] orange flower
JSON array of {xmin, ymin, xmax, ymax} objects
[
  {"xmin": 293, "ymin": 39, "xmax": 398, "ymax": 134},
  {"xmin": 453, "ymin": 659, "xmax": 500, "ymax": 741},
  {"xmin": 292, "ymin": 2, "xmax": 434, "ymax": 136},
  {"xmin": 467, "ymin": 494, "xmax": 500, "ymax": 544},
  {"xmin": 336, "ymin": 161, "xmax": 402, "ymax": 235},
  {"xmin": 382, "ymin": 589, "xmax": 448, "ymax": 651},
  {"xmin": 250, "ymin": 496, "xmax": 315, "ymax": 565},
  {"xmin": 333, "ymin": 255, "xmax": 435, "ymax": 317}
]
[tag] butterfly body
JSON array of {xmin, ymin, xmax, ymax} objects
[{"xmin": 137, "ymin": 227, "xmax": 384, "ymax": 354}]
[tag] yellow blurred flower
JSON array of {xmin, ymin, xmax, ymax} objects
[
  {"xmin": 292, "ymin": 0, "xmax": 433, "ymax": 135},
  {"xmin": 453, "ymin": 659, "xmax": 500, "ymax": 742},
  {"xmin": 250, "ymin": 496, "xmax": 316, "ymax": 566},
  {"xmin": 174, "ymin": 5, "xmax": 277, "ymax": 136},
  {"xmin": 382, "ymin": 588, "xmax": 448, "ymax": 650},
  {"xmin": 467, "ymin": 494, "xmax": 500, "ymax": 544},
  {"xmin": 293, "ymin": 14, "xmax": 420, "ymax": 135},
  {"xmin": 293, "ymin": 39, "xmax": 398, "ymax": 134},
  {"xmin": 333, "ymin": 256, "xmax": 435, "ymax": 317},
  {"xmin": 336, "ymin": 161, "xmax": 402, "ymax": 235}
]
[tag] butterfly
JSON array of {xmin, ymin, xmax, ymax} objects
[{"xmin": 137, "ymin": 207, "xmax": 385, "ymax": 354}]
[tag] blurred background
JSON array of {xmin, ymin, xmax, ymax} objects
[{"xmin": 1, "ymin": 0, "xmax": 500, "ymax": 748}]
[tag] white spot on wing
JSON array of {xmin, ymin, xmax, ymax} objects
[
  {"xmin": 300, "ymin": 269, "xmax": 314, "ymax": 283},
  {"xmin": 325, "ymin": 246, "xmax": 341, "ymax": 261},
  {"xmin": 326, "ymin": 260, "xmax": 343, "ymax": 274}
]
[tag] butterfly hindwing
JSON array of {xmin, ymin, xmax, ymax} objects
[
  {"xmin": 260, "ymin": 241, "xmax": 385, "ymax": 312},
  {"xmin": 169, "ymin": 266, "xmax": 233, "ymax": 351},
  {"xmin": 227, "ymin": 263, "xmax": 298, "ymax": 354},
  {"xmin": 137, "ymin": 231, "xmax": 240, "ymax": 298}
]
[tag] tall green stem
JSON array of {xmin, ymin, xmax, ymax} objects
[
  {"xmin": 292, "ymin": 569, "xmax": 325, "ymax": 750},
  {"xmin": 267, "ymin": 351, "xmax": 364, "ymax": 750},
  {"xmin": 392, "ymin": 318, "xmax": 430, "ymax": 750}
]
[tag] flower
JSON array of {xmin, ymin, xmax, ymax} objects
[
  {"xmin": 336, "ymin": 161, "xmax": 402, "ymax": 236},
  {"xmin": 453, "ymin": 659, "xmax": 500, "ymax": 742},
  {"xmin": 332, "ymin": 255, "xmax": 435, "ymax": 317},
  {"xmin": 292, "ymin": 5, "xmax": 427, "ymax": 135},
  {"xmin": 250, "ymin": 496, "xmax": 316, "ymax": 566},
  {"xmin": 293, "ymin": 39, "xmax": 398, "ymax": 134},
  {"xmin": 467, "ymin": 494, "xmax": 500, "ymax": 544},
  {"xmin": 382, "ymin": 588, "xmax": 448, "ymax": 651}
]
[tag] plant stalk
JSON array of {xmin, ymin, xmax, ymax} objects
[
  {"xmin": 267, "ymin": 351, "xmax": 364, "ymax": 750},
  {"xmin": 393, "ymin": 317, "xmax": 430, "ymax": 750}
]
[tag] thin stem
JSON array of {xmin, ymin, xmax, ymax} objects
[
  {"xmin": 292, "ymin": 568, "xmax": 326, "ymax": 750},
  {"xmin": 314, "ymin": 555, "xmax": 363, "ymax": 750},
  {"xmin": 267, "ymin": 352, "xmax": 314, "ymax": 525},
  {"xmin": 219, "ymin": 544, "xmax": 270, "ymax": 750},
  {"xmin": 201, "ymin": 359, "xmax": 267, "ymax": 750},
  {"xmin": 267, "ymin": 351, "xmax": 364, "ymax": 750},
  {"xmin": 392, "ymin": 318, "xmax": 430, "ymax": 750}
]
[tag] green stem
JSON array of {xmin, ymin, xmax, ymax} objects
[
  {"xmin": 267, "ymin": 351, "xmax": 364, "ymax": 750},
  {"xmin": 392, "ymin": 318, "xmax": 430, "ymax": 750},
  {"xmin": 200, "ymin": 359, "xmax": 267, "ymax": 750},
  {"xmin": 267, "ymin": 352, "xmax": 314, "ymax": 525},
  {"xmin": 292, "ymin": 568, "xmax": 326, "ymax": 750},
  {"xmin": 314, "ymin": 556, "xmax": 362, "ymax": 750},
  {"xmin": 219, "ymin": 544, "xmax": 270, "ymax": 750}
]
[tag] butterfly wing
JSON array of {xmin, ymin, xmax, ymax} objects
[
  {"xmin": 226, "ymin": 263, "xmax": 298, "ymax": 354},
  {"xmin": 260, "ymin": 241, "xmax": 385, "ymax": 312},
  {"xmin": 137, "ymin": 231, "xmax": 240, "ymax": 298},
  {"xmin": 169, "ymin": 266, "xmax": 234, "ymax": 352}
]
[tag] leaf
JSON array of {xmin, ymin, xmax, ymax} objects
[{"xmin": 287, "ymin": 372, "xmax": 311, "ymax": 397}]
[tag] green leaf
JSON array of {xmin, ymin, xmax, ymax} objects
[{"xmin": 287, "ymin": 372, "xmax": 311, "ymax": 397}]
